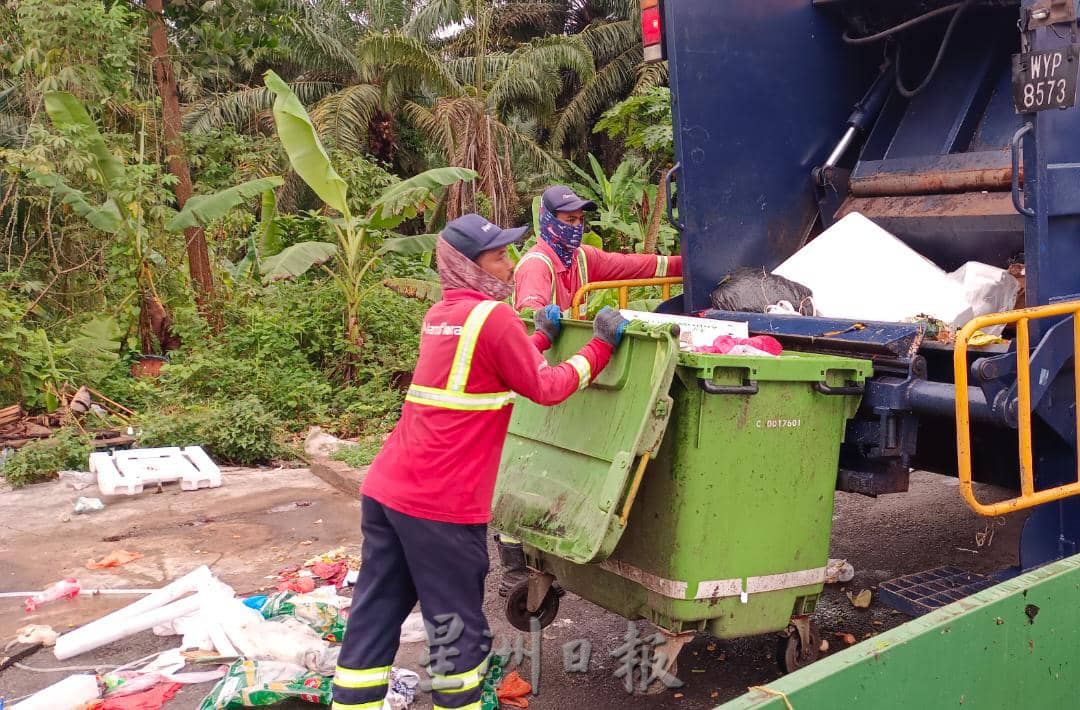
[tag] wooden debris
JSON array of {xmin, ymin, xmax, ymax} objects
[{"xmin": 0, "ymin": 404, "xmax": 22, "ymax": 428}]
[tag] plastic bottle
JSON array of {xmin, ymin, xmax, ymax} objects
[{"xmin": 24, "ymin": 578, "xmax": 81, "ymax": 613}]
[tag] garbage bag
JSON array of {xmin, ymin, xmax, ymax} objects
[
  {"xmin": 260, "ymin": 591, "xmax": 348, "ymax": 643},
  {"xmin": 710, "ymin": 267, "xmax": 814, "ymax": 315},
  {"xmin": 197, "ymin": 659, "xmax": 331, "ymax": 709}
]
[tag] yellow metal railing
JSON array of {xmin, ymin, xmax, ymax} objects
[
  {"xmin": 569, "ymin": 277, "xmax": 684, "ymax": 320},
  {"xmin": 954, "ymin": 300, "xmax": 1080, "ymax": 516}
]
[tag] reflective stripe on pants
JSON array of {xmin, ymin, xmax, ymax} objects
[{"xmin": 333, "ymin": 497, "xmax": 490, "ymax": 710}]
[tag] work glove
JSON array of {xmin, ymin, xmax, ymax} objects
[
  {"xmin": 533, "ymin": 304, "xmax": 561, "ymax": 343},
  {"xmin": 593, "ymin": 307, "xmax": 630, "ymax": 348}
]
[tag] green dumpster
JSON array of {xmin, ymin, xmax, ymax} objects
[{"xmin": 491, "ymin": 318, "xmax": 871, "ymax": 672}]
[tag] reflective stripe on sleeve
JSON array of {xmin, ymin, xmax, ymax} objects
[
  {"xmin": 567, "ymin": 354, "xmax": 592, "ymax": 391},
  {"xmin": 655, "ymin": 255, "xmax": 669, "ymax": 277}
]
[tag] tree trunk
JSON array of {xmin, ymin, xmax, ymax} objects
[
  {"xmin": 642, "ymin": 167, "xmax": 669, "ymax": 255},
  {"xmin": 146, "ymin": 0, "xmax": 215, "ymax": 314}
]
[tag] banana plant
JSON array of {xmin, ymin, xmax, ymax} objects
[
  {"xmin": 29, "ymin": 91, "xmax": 283, "ymax": 350},
  {"xmin": 264, "ymin": 70, "xmax": 477, "ymax": 361}
]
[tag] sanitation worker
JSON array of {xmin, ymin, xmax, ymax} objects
[
  {"xmin": 513, "ymin": 185, "xmax": 683, "ymax": 314},
  {"xmin": 498, "ymin": 185, "xmax": 683, "ymax": 594},
  {"xmin": 332, "ymin": 213, "xmax": 630, "ymax": 710}
]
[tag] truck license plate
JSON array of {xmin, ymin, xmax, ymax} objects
[{"xmin": 1012, "ymin": 45, "xmax": 1080, "ymax": 112}]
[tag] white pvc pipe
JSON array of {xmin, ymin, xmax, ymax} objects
[
  {"xmin": 54, "ymin": 589, "xmax": 205, "ymax": 660},
  {"xmin": 12, "ymin": 674, "xmax": 100, "ymax": 709}
]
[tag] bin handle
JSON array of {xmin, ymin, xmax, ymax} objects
[
  {"xmin": 1011, "ymin": 123, "xmax": 1034, "ymax": 218},
  {"xmin": 813, "ymin": 381, "xmax": 864, "ymax": 396},
  {"xmin": 699, "ymin": 377, "xmax": 759, "ymax": 395}
]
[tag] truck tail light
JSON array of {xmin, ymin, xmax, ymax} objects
[{"xmin": 641, "ymin": 0, "xmax": 663, "ymax": 62}]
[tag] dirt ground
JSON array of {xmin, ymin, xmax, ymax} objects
[{"xmin": 0, "ymin": 467, "xmax": 1023, "ymax": 709}]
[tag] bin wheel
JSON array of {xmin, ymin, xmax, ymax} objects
[
  {"xmin": 505, "ymin": 578, "xmax": 559, "ymax": 632},
  {"xmin": 779, "ymin": 621, "xmax": 822, "ymax": 673}
]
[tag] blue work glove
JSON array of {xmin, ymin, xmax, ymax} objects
[
  {"xmin": 534, "ymin": 304, "xmax": 561, "ymax": 343},
  {"xmin": 593, "ymin": 307, "xmax": 630, "ymax": 347}
]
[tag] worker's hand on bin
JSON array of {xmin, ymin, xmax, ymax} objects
[
  {"xmin": 534, "ymin": 304, "xmax": 561, "ymax": 343},
  {"xmin": 593, "ymin": 307, "xmax": 629, "ymax": 347}
]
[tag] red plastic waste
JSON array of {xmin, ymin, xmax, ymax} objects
[{"xmin": 99, "ymin": 683, "xmax": 181, "ymax": 710}]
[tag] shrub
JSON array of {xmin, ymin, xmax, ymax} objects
[
  {"xmin": 1, "ymin": 429, "xmax": 92, "ymax": 488},
  {"xmin": 136, "ymin": 396, "xmax": 281, "ymax": 465}
]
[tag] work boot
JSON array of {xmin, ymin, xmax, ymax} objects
[{"xmin": 496, "ymin": 536, "xmax": 528, "ymax": 597}]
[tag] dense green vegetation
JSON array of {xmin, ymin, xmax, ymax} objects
[{"xmin": 0, "ymin": 0, "xmax": 675, "ymax": 484}]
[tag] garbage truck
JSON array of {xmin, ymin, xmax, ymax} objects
[{"xmin": 492, "ymin": 0, "xmax": 1080, "ymax": 705}]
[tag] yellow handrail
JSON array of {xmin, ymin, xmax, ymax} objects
[
  {"xmin": 954, "ymin": 299, "xmax": 1080, "ymax": 516},
  {"xmin": 569, "ymin": 277, "xmax": 684, "ymax": 320}
]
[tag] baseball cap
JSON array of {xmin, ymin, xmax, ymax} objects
[
  {"xmin": 542, "ymin": 185, "xmax": 597, "ymax": 213},
  {"xmin": 441, "ymin": 213, "xmax": 529, "ymax": 261}
]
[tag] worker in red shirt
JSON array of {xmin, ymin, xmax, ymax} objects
[
  {"xmin": 513, "ymin": 185, "xmax": 683, "ymax": 316},
  {"xmin": 497, "ymin": 185, "xmax": 683, "ymax": 594},
  {"xmin": 332, "ymin": 213, "xmax": 630, "ymax": 710}
]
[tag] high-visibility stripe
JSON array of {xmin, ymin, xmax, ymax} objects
[
  {"xmin": 517, "ymin": 252, "xmax": 557, "ymax": 304},
  {"xmin": 447, "ymin": 301, "xmax": 500, "ymax": 392},
  {"xmin": 331, "ymin": 700, "xmax": 384, "ymax": 709},
  {"xmin": 655, "ymin": 255, "xmax": 669, "ymax": 277},
  {"xmin": 517, "ymin": 248, "xmax": 588, "ymax": 310},
  {"xmin": 430, "ymin": 655, "xmax": 489, "ymax": 694},
  {"xmin": 434, "ymin": 703, "xmax": 482, "ymax": 710},
  {"xmin": 567, "ymin": 354, "xmax": 591, "ymax": 391},
  {"xmin": 334, "ymin": 665, "xmax": 391, "ymax": 689},
  {"xmin": 406, "ymin": 386, "xmax": 515, "ymax": 411},
  {"xmin": 575, "ymin": 249, "xmax": 589, "ymax": 318}
]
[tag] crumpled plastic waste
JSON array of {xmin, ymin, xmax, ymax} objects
[
  {"xmin": 386, "ymin": 668, "xmax": 420, "ymax": 709},
  {"xmin": 399, "ymin": 610, "xmax": 426, "ymax": 644},
  {"xmin": 14, "ymin": 624, "xmax": 59, "ymax": 647},
  {"xmin": 74, "ymin": 497, "xmax": 106, "ymax": 514},
  {"xmin": 689, "ymin": 335, "xmax": 784, "ymax": 357},
  {"xmin": 24, "ymin": 578, "xmax": 81, "ymax": 612},
  {"xmin": 260, "ymin": 589, "xmax": 349, "ymax": 643},
  {"xmin": 496, "ymin": 671, "xmax": 532, "ymax": 708},
  {"xmin": 98, "ymin": 682, "xmax": 182, "ymax": 710},
  {"xmin": 825, "ymin": 558, "xmax": 855, "ymax": 584},
  {"xmin": 198, "ymin": 659, "xmax": 332, "ymax": 709},
  {"xmin": 87, "ymin": 549, "xmax": 142, "ymax": 570}
]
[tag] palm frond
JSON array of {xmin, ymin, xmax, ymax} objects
[
  {"xmin": 549, "ymin": 46, "xmax": 640, "ymax": 152},
  {"xmin": 634, "ymin": 60, "xmax": 669, "ymax": 92},
  {"xmin": 406, "ymin": 0, "xmax": 467, "ymax": 40},
  {"xmin": 494, "ymin": 2, "xmax": 567, "ymax": 33},
  {"xmin": 490, "ymin": 116, "xmax": 562, "ymax": 177},
  {"xmin": 357, "ymin": 33, "xmax": 465, "ymax": 98},
  {"xmin": 488, "ymin": 36, "xmax": 594, "ymax": 120},
  {"xmin": 578, "ymin": 19, "xmax": 638, "ymax": 65},
  {"xmin": 312, "ymin": 83, "xmax": 384, "ymax": 152},
  {"xmin": 447, "ymin": 56, "xmax": 514, "ymax": 87},
  {"xmin": 184, "ymin": 82, "xmax": 341, "ymax": 134},
  {"xmin": 402, "ymin": 100, "xmax": 452, "ymax": 154}
]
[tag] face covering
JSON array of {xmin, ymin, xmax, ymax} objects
[
  {"xmin": 539, "ymin": 205, "xmax": 584, "ymax": 268},
  {"xmin": 435, "ymin": 237, "xmax": 512, "ymax": 302}
]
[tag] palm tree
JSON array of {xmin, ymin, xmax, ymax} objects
[{"xmin": 549, "ymin": 0, "xmax": 668, "ymax": 154}]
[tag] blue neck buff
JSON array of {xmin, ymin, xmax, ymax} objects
[{"xmin": 539, "ymin": 205, "xmax": 584, "ymax": 268}]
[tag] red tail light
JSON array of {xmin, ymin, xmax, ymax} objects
[{"xmin": 641, "ymin": 0, "xmax": 662, "ymax": 61}]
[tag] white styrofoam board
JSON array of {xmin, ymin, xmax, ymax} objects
[
  {"xmin": 92, "ymin": 446, "xmax": 221, "ymax": 496},
  {"xmin": 773, "ymin": 212, "xmax": 974, "ymax": 327}
]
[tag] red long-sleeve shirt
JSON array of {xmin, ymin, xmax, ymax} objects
[
  {"xmin": 513, "ymin": 240, "xmax": 682, "ymax": 312},
  {"xmin": 361, "ymin": 288, "xmax": 613, "ymax": 524}
]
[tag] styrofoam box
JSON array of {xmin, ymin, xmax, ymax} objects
[{"xmin": 90, "ymin": 446, "xmax": 221, "ymax": 496}]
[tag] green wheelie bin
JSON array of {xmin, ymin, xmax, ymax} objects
[{"xmin": 491, "ymin": 318, "xmax": 871, "ymax": 678}]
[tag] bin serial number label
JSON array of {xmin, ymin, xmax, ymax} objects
[{"xmin": 756, "ymin": 418, "xmax": 802, "ymax": 429}]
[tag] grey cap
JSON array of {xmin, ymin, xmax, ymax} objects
[
  {"xmin": 542, "ymin": 185, "xmax": 597, "ymax": 213},
  {"xmin": 441, "ymin": 213, "xmax": 529, "ymax": 261}
]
